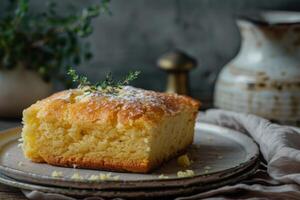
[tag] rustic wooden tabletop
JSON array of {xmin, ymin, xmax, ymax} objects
[{"xmin": 0, "ymin": 120, "xmax": 27, "ymax": 200}]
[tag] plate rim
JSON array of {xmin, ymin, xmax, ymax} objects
[
  {"xmin": 0, "ymin": 122, "xmax": 259, "ymax": 189},
  {"xmin": 0, "ymin": 160, "xmax": 260, "ymax": 198}
]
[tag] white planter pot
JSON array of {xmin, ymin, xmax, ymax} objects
[
  {"xmin": 0, "ymin": 68, "xmax": 53, "ymax": 117},
  {"xmin": 214, "ymin": 11, "xmax": 300, "ymax": 125}
]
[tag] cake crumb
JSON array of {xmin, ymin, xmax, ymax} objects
[
  {"xmin": 204, "ymin": 166, "xmax": 211, "ymax": 170},
  {"xmin": 18, "ymin": 161, "xmax": 24, "ymax": 167},
  {"xmin": 177, "ymin": 169, "xmax": 195, "ymax": 178},
  {"xmin": 112, "ymin": 175, "xmax": 120, "ymax": 180},
  {"xmin": 89, "ymin": 174, "xmax": 120, "ymax": 181},
  {"xmin": 177, "ymin": 154, "xmax": 191, "ymax": 167},
  {"xmin": 204, "ymin": 166, "xmax": 212, "ymax": 174},
  {"xmin": 51, "ymin": 171, "xmax": 63, "ymax": 177},
  {"xmin": 72, "ymin": 164, "xmax": 77, "ymax": 169},
  {"xmin": 88, "ymin": 174, "xmax": 99, "ymax": 181},
  {"xmin": 158, "ymin": 174, "xmax": 169, "ymax": 179},
  {"xmin": 99, "ymin": 173, "xmax": 119, "ymax": 180},
  {"xmin": 71, "ymin": 173, "xmax": 83, "ymax": 180},
  {"xmin": 17, "ymin": 143, "xmax": 23, "ymax": 148}
]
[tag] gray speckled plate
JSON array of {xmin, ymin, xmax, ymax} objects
[
  {"xmin": 0, "ymin": 122, "xmax": 259, "ymax": 190},
  {"xmin": 0, "ymin": 161, "xmax": 259, "ymax": 199}
]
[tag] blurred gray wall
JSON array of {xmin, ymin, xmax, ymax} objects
[{"xmin": 13, "ymin": 0, "xmax": 300, "ymax": 107}]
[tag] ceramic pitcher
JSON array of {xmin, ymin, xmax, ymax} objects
[{"xmin": 214, "ymin": 12, "xmax": 300, "ymax": 125}]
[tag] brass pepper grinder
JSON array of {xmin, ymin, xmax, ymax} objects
[{"xmin": 158, "ymin": 50, "xmax": 197, "ymax": 95}]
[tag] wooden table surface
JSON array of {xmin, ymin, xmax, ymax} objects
[{"xmin": 0, "ymin": 120, "xmax": 27, "ymax": 200}]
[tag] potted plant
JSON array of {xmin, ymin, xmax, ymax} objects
[{"xmin": 0, "ymin": 0, "xmax": 109, "ymax": 117}]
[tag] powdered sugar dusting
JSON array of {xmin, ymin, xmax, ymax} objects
[
  {"xmin": 81, "ymin": 86, "xmax": 167, "ymax": 106},
  {"xmin": 55, "ymin": 86, "xmax": 182, "ymax": 116},
  {"xmin": 115, "ymin": 86, "xmax": 164, "ymax": 104}
]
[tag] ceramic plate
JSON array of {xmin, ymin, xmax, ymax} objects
[
  {"xmin": 0, "ymin": 122, "xmax": 259, "ymax": 190},
  {"xmin": 0, "ymin": 161, "xmax": 259, "ymax": 199}
]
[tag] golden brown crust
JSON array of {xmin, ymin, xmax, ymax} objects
[
  {"xmin": 40, "ymin": 155, "xmax": 150, "ymax": 173},
  {"xmin": 28, "ymin": 86, "xmax": 200, "ymax": 126}
]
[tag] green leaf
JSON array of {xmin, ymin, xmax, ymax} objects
[
  {"xmin": 15, "ymin": 0, "xmax": 29, "ymax": 18},
  {"xmin": 67, "ymin": 67, "xmax": 141, "ymax": 94}
]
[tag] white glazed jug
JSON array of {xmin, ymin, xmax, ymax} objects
[
  {"xmin": 0, "ymin": 67, "xmax": 53, "ymax": 117},
  {"xmin": 214, "ymin": 11, "xmax": 300, "ymax": 125}
]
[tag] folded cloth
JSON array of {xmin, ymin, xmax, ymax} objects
[
  {"xmin": 22, "ymin": 109, "xmax": 300, "ymax": 200},
  {"xmin": 175, "ymin": 109, "xmax": 300, "ymax": 200}
]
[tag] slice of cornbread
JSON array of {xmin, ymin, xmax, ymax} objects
[{"xmin": 21, "ymin": 86, "xmax": 200, "ymax": 173}]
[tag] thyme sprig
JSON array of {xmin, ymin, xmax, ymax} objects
[{"xmin": 67, "ymin": 68, "xmax": 140, "ymax": 94}]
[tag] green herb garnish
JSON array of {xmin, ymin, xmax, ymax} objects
[{"xmin": 67, "ymin": 68, "xmax": 140, "ymax": 94}]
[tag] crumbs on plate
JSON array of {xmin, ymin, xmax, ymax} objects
[
  {"xmin": 177, "ymin": 169, "xmax": 195, "ymax": 178},
  {"xmin": 88, "ymin": 174, "xmax": 100, "ymax": 181},
  {"xmin": 204, "ymin": 166, "xmax": 211, "ymax": 170},
  {"xmin": 99, "ymin": 172, "xmax": 120, "ymax": 180},
  {"xmin": 88, "ymin": 173, "xmax": 120, "ymax": 181},
  {"xmin": 177, "ymin": 154, "xmax": 191, "ymax": 168},
  {"xmin": 158, "ymin": 174, "xmax": 169, "ymax": 179},
  {"xmin": 71, "ymin": 172, "xmax": 83, "ymax": 180},
  {"xmin": 51, "ymin": 171, "xmax": 63, "ymax": 178},
  {"xmin": 204, "ymin": 165, "xmax": 212, "ymax": 174}
]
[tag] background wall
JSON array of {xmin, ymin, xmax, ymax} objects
[{"xmin": 14, "ymin": 0, "xmax": 300, "ymax": 107}]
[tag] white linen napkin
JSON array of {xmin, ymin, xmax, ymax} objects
[{"xmin": 22, "ymin": 109, "xmax": 300, "ymax": 200}]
